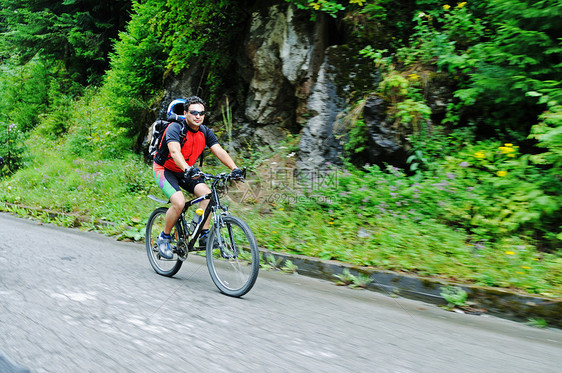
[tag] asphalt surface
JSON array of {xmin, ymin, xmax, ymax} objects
[{"xmin": 1, "ymin": 212, "xmax": 561, "ymax": 372}]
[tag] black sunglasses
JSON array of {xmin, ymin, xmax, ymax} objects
[{"xmin": 188, "ymin": 110, "xmax": 207, "ymax": 116}]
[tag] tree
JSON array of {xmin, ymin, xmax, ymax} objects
[{"xmin": 0, "ymin": 0, "xmax": 131, "ymax": 86}]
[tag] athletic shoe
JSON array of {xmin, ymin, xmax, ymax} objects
[{"xmin": 157, "ymin": 232, "xmax": 173, "ymax": 259}]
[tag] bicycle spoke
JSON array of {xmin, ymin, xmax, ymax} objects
[
  {"xmin": 206, "ymin": 215, "xmax": 259, "ymax": 297},
  {"xmin": 145, "ymin": 207, "xmax": 183, "ymax": 277}
]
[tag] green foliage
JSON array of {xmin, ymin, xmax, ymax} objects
[
  {"xmin": 101, "ymin": 0, "xmax": 168, "ymax": 132},
  {"xmin": 100, "ymin": 0, "xmax": 247, "ymax": 136},
  {"xmin": 344, "ymin": 118, "xmax": 369, "ymax": 154},
  {"xmin": 0, "ymin": 147, "xmax": 154, "ymax": 225},
  {"xmin": 379, "ymin": 73, "xmax": 409, "ymax": 103},
  {"xmin": 334, "ymin": 268, "xmax": 355, "ymax": 286},
  {"xmin": 262, "ymin": 255, "xmax": 299, "ymax": 274},
  {"xmin": 529, "ymin": 105, "xmax": 562, "ymax": 174},
  {"xmin": 66, "ymin": 87, "xmax": 132, "ymax": 159},
  {"xmin": 526, "ymin": 317, "xmax": 548, "ymax": 329},
  {"xmin": 440, "ymin": 286, "xmax": 468, "ymax": 309},
  {"xmin": 261, "ymin": 253, "xmax": 284, "ymax": 270},
  {"xmin": 334, "ymin": 269, "xmax": 371, "ymax": 288},
  {"xmin": 154, "ymin": 0, "xmax": 246, "ymax": 102},
  {"xmin": 364, "ymin": 0, "xmax": 561, "ymax": 136},
  {"xmin": 117, "ymin": 226, "xmax": 145, "ymax": 241},
  {"xmin": 243, "ymin": 144, "xmax": 561, "ymax": 295},
  {"xmin": 0, "ymin": 56, "xmax": 50, "ymax": 132},
  {"xmin": 0, "ymin": 56, "xmax": 73, "ymax": 173},
  {"xmin": 284, "ymin": 0, "xmax": 347, "ymax": 19},
  {"xmin": 337, "ymin": 100, "xmax": 370, "ymax": 156},
  {"xmin": 0, "ymin": 0, "xmax": 131, "ymax": 85},
  {"xmin": 442, "ymin": 141, "xmax": 561, "ymax": 244},
  {"xmin": 357, "ymin": 65, "xmax": 432, "ymax": 140},
  {"xmin": 444, "ymin": 1, "xmax": 558, "ymax": 131},
  {"xmin": 395, "ymin": 99, "xmax": 431, "ymax": 134},
  {"xmin": 281, "ymin": 259, "xmax": 298, "ymax": 274},
  {"xmin": 0, "ymin": 123, "xmax": 26, "ymax": 175}
]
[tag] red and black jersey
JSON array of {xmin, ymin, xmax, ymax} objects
[{"xmin": 154, "ymin": 121, "xmax": 218, "ymax": 172}]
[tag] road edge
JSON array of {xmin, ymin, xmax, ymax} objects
[{"xmin": 260, "ymin": 248, "xmax": 562, "ymax": 329}]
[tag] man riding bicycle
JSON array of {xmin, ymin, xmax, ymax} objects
[{"xmin": 153, "ymin": 96, "xmax": 243, "ymax": 259}]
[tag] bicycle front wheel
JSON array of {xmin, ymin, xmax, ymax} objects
[
  {"xmin": 206, "ymin": 215, "xmax": 259, "ymax": 297},
  {"xmin": 146, "ymin": 207, "xmax": 183, "ymax": 277}
]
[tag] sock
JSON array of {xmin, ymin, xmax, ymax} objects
[{"xmin": 161, "ymin": 232, "xmax": 171, "ymax": 238}]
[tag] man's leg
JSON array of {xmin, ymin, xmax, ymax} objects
[
  {"xmin": 153, "ymin": 164, "xmax": 184, "ymax": 259},
  {"xmin": 164, "ymin": 190, "xmax": 185, "ymax": 234}
]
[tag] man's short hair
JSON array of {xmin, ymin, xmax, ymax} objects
[{"xmin": 184, "ymin": 96, "xmax": 206, "ymax": 109}]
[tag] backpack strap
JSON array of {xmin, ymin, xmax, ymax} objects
[{"xmin": 155, "ymin": 121, "xmax": 187, "ymax": 164}]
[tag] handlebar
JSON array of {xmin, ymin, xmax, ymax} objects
[{"xmin": 199, "ymin": 167, "xmax": 247, "ymax": 182}]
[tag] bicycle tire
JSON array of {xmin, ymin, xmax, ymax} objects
[
  {"xmin": 146, "ymin": 207, "xmax": 183, "ymax": 277},
  {"xmin": 206, "ymin": 215, "xmax": 259, "ymax": 297}
]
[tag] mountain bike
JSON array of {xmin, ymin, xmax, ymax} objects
[{"xmin": 145, "ymin": 169, "xmax": 259, "ymax": 297}]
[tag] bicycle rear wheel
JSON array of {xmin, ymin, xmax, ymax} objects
[
  {"xmin": 146, "ymin": 207, "xmax": 183, "ymax": 277},
  {"xmin": 206, "ymin": 215, "xmax": 259, "ymax": 297}
]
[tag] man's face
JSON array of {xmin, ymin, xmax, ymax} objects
[{"xmin": 185, "ymin": 103, "xmax": 206, "ymax": 129}]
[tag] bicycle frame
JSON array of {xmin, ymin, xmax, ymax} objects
[
  {"xmin": 149, "ymin": 172, "xmax": 234, "ymax": 252},
  {"xmin": 184, "ymin": 181, "xmax": 224, "ymax": 250}
]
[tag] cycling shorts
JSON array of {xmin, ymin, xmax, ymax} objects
[{"xmin": 153, "ymin": 163, "xmax": 205, "ymax": 199}]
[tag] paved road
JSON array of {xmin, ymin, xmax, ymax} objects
[{"xmin": 1, "ymin": 213, "xmax": 561, "ymax": 372}]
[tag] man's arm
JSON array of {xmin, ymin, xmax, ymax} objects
[
  {"xmin": 168, "ymin": 141, "xmax": 190, "ymax": 172},
  {"xmin": 210, "ymin": 143, "xmax": 237, "ymax": 170}
]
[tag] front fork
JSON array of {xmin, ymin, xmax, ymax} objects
[{"xmin": 212, "ymin": 209, "xmax": 238, "ymax": 259}]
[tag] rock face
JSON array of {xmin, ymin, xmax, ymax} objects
[
  {"xmin": 237, "ymin": 3, "xmax": 326, "ymax": 152},
  {"xmin": 244, "ymin": 5, "xmax": 314, "ymax": 126},
  {"xmin": 153, "ymin": 3, "xmax": 411, "ymax": 169},
  {"xmin": 362, "ymin": 95, "xmax": 409, "ymax": 169},
  {"xmin": 297, "ymin": 46, "xmax": 347, "ymax": 171}
]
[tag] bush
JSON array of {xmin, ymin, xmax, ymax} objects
[{"xmin": 0, "ymin": 122, "xmax": 26, "ymax": 175}]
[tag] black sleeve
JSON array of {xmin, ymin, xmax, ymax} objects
[
  {"xmin": 201, "ymin": 125, "xmax": 219, "ymax": 148},
  {"xmin": 165, "ymin": 122, "xmax": 183, "ymax": 144}
]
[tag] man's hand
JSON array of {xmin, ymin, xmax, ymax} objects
[
  {"xmin": 230, "ymin": 168, "xmax": 244, "ymax": 180},
  {"xmin": 183, "ymin": 166, "xmax": 201, "ymax": 180}
]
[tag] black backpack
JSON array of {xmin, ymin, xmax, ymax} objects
[
  {"xmin": 148, "ymin": 99, "xmax": 186, "ymax": 160},
  {"xmin": 148, "ymin": 119, "xmax": 172, "ymax": 160},
  {"xmin": 149, "ymin": 118, "xmax": 187, "ymax": 164}
]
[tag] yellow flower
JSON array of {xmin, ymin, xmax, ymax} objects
[
  {"xmin": 505, "ymin": 251, "xmax": 515, "ymax": 255},
  {"xmin": 521, "ymin": 266, "xmax": 531, "ymax": 269},
  {"xmin": 507, "ymin": 153, "xmax": 516, "ymax": 157},
  {"xmin": 504, "ymin": 143, "xmax": 513, "ymax": 147},
  {"xmin": 443, "ymin": 4, "xmax": 451, "ymax": 10},
  {"xmin": 310, "ymin": 2, "xmax": 321, "ymax": 10},
  {"xmin": 272, "ymin": 231, "xmax": 277, "ymax": 234},
  {"xmin": 350, "ymin": 0, "xmax": 365, "ymax": 5},
  {"xmin": 408, "ymin": 73, "xmax": 420, "ymax": 80},
  {"xmin": 474, "ymin": 151, "xmax": 485, "ymax": 159},
  {"xmin": 497, "ymin": 170, "xmax": 508, "ymax": 177},
  {"xmin": 457, "ymin": 2, "xmax": 467, "ymax": 8}
]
